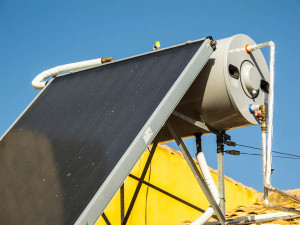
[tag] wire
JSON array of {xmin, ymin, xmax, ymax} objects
[
  {"xmin": 145, "ymin": 164, "xmax": 151, "ymax": 225},
  {"xmin": 235, "ymin": 143, "xmax": 300, "ymax": 158},
  {"xmin": 145, "ymin": 147, "xmax": 152, "ymax": 225},
  {"xmin": 239, "ymin": 152, "xmax": 300, "ymax": 160}
]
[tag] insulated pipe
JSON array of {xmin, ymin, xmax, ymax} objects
[
  {"xmin": 261, "ymin": 128, "xmax": 269, "ymax": 204},
  {"xmin": 247, "ymin": 42, "xmax": 274, "ymax": 190},
  {"xmin": 267, "ymin": 42, "xmax": 275, "ymax": 188},
  {"xmin": 248, "ymin": 42, "xmax": 300, "ymax": 214},
  {"xmin": 251, "ymin": 104, "xmax": 300, "ymax": 214},
  {"xmin": 32, "ymin": 57, "xmax": 113, "ymax": 90},
  {"xmin": 191, "ymin": 152, "xmax": 220, "ymax": 225},
  {"xmin": 204, "ymin": 211, "xmax": 300, "ymax": 225},
  {"xmin": 266, "ymin": 42, "xmax": 275, "ymax": 188},
  {"xmin": 247, "ymin": 42, "xmax": 274, "ymax": 182}
]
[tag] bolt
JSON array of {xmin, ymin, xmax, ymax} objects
[{"xmin": 210, "ymin": 40, "xmax": 217, "ymax": 47}]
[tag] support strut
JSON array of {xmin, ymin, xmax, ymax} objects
[
  {"xmin": 217, "ymin": 134, "xmax": 225, "ymax": 215},
  {"xmin": 166, "ymin": 118, "xmax": 227, "ymax": 225},
  {"xmin": 122, "ymin": 139, "xmax": 159, "ymax": 225},
  {"xmin": 120, "ymin": 184, "xmax": 125, "ymax": 224}
]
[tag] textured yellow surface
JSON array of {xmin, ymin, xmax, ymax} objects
[{"xmin": 95, "ymin": 144, "xmax": 258, "ymax": 225}]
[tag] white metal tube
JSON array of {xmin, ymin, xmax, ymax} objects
[
  {"xmin": 246, "ymin": 41, "xmax": 274, "ymax": 188},
  {"xmin": 204, "ymin": 211, "xmax": 300, "ymax": 225},
  {"xmin": 262, "ymin": 131, "xmax": 269, "ymax": 205},
  {"xmin": 248, "ymin": 42, "xmax": 300, "ymax": 213},
  {"xmin": 32, "ymin": 58, "xmax": 103, "ymax": 90},
  {"xmin": 266, "ymin": 41, "xmax": 275, "ymax": 187},
  {"xmin": 247, "ymin": 42, "xmax": 271, "ymax": 52},
  {"xmin": 248, "ymin": 42, "xmax": 275, "ymax": 203},
  {"xmin": 191, "ymin": 152, "xmax": 220, "ymax": 225}
]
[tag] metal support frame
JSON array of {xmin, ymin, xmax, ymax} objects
[
  {"xmin": 172, "ymin": 111, "xmax": 231, "ymax": 141},
  {"xmin": 128, "ymin": 173, "xmax": 215, "ymax": 216},
  {"xmin": 122, "ymin": 139, "xmax": 159, "ymax": 225},
  {"xmin": 172, "ymin": 111, "xmax": 211, "ymax": 132},
  {"xmin": 120, "ymin": 184, "xmax": 125, "ymax": 224},
  {"xmin": 102, "ymin": 213, "xmax": 111, "ymax": 225},
  {"xmin": 166, "ymin": 118, "xmax": 227, "ymax": 225},
  {"xmin": 217, "ymin": 134, "xmax": 225, "ymax": 215}
]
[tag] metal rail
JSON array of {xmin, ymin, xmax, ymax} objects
[
  {"xmin": 102, "ymin": 213, "xmax": 111, "ymax": 225},
  {"xmin": 120, "ymin": 184, "xmax": 125, "ymax": 224},
  {"xmin": 166, "ymin": 118, "xmax": 227, "ymax": 225},
  {"xmin": 172, "ymin": 111, "xmax": 231, "ymax": 140},
  {"xmin": 205, "ymin": 211, "xmax": 300, "ymax": 225},
  {"xmin": 217, "ymin": 134, "xmax": 225, "ymax": 215}
]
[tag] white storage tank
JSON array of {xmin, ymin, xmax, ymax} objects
[{"xmin": 162, "ymin": 34, "xmax": 270, "ymax": 139}]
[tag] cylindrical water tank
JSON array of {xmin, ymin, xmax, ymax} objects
[{"xmin": 175, "ymin": 34, "xmax": 270, "ymax": 133}]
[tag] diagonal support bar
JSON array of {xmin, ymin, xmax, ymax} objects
[
  {"xmin": 120, "ymin": 184, "xmax": 125, "ymax": 224},
  {"xmin": 122, "ymin": 139, "xmax": 159, "ymax": 225},
  {"xmin": 102, "ymin": 212, "xmax": 112, "ymax": 225},
  {"xmin": 172, "ymin": 111, "xmax": 231, "ymax": 140},
  {"xmin": 128, "ymin": 173, "xmax": 213, "ymax": 216},
  {"xmin": 166, "ymin": 118, "xmax": 227, "ymax": 225}
]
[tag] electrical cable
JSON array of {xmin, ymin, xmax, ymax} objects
[
  {"xmin": 145, "ymin": 164, "xmax": 151, "ymax": 225},
  {"xmin": 145, "ymin": 147, "xmax": 151, "ymax": 225},
  {"xmin": 235, "ymin": 143, "xmax": 300, "ymax": 158},
  {"xmin": 237, "ymin": 152, "xmax": 300, "ymax": 159}
]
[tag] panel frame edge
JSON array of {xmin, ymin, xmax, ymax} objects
[{"xmin": 0, "ymin": 79, "xmax": 55, "ymax": 141}]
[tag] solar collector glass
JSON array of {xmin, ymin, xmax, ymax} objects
[{"xmin": 0, "ymin": 41, "xmax": 204, "ymax": 225}]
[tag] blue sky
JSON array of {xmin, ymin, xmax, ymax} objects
[{"xmin": 0, "ymin": 0, "xmax": 299, "ymax": 192}]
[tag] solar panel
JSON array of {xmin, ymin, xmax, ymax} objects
[{"xmin": 0, "ymin": 38, "xmax": 213, "ymax": 225}]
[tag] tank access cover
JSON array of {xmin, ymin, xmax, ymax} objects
[{"xmin": 0, "ymin": 37, "xmax": 214, "ymax": 225}]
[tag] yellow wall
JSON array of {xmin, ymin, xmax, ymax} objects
[{"xmin": 95, "ymin": 144, "xmax": 257, "ymax": 225}]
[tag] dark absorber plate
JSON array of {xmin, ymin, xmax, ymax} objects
[{"xmin": 0, "ymin": 40, "xmax": 209, "ymax": 225}]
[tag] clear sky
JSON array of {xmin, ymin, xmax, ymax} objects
[{"xmin": 0, "ymin": 0, "xmax": 299, "ymax": 192}]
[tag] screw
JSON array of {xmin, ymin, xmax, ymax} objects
[{"xmin": 210, "ymin": 40, "xmax": 217, "ymax": 47}]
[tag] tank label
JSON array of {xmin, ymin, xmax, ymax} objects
[{"xmin": 143, "ymin": 126, "xmax": 153, "ymax": 144}]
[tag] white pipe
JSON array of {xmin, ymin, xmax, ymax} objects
[
  {"xmin": 191, "ymin": 152, "xmax": 220, "ymax": 225},
  {"xmin": 204, "ymin": 211, "xmax": 300, "ymax": 225},
  {"xmin": 32, "ymin": 58, "xmax": 103, "ymax": 90},
  {"xmin": 266, "ymin": 41, "xmax": 275, "ymax": 189},
  {"xmin": 262, "ymin": 131, "xmax": 269, "ymax": 204},
  {"xmin": 247, "ymin": 42, "xmax": 300, "ymax": 213},
  {"xmin": 247, "ymin": 42, "xmax": 274, "ymax": 188},
  {"xmin": 247, "ymin": 43, "xmax": 274, "ymax": 180},
  {"xmin": 247, "ymin": 42, "xmax": 272, "ymax": 52}
]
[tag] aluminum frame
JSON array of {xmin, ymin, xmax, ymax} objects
[{"xmin": 166, "ymin": 118, "xmax": 227, "ymax": 225}]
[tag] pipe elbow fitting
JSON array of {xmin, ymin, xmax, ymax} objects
[
  {"xmin": 31, "ymin": 57, "xmax": 108, "ymax": 90},
  {"xmin": 32, "ymin": 80, "xmax": 47, "ymax": 90},
  {"xmin": 32, "ymin": 72, "xmax": 49, "ymax": 90}
]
